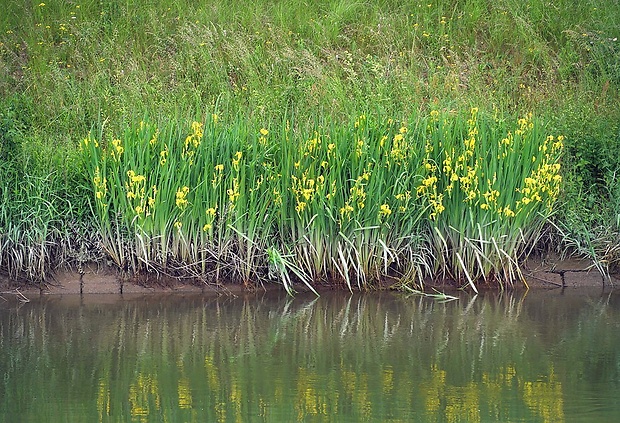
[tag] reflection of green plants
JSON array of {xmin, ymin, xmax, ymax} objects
[{"xmin": 6, "ymin": 292, "xmax": 618, "ymax": 421}]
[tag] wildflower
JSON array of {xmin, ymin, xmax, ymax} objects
[
  {"xmin": 174, "ymin": 221, "xmax": 182, "ymax": 230},
  {"xmin": 215, "ymin": 164, "xmax": 224, "ymax": 172},
  {"xmin": 260, "ymin": 128, "xmax": 268, "ymax": 136},
  {"xmin": 232, "ymin": 151, "xmax": 243, "ymax": 170},
  {"xmin": 340, "ymin": 204, "xmax": 354, "ymax": 217},
  {"xmin": 212, "ymin": 114, "xmax": 218, "ymax": 124},
  {"xmin": 227, "ymin": 179, "xmax": 240, "ymax": 203},
  {"xmin": 379, "ymin": 204, "xmax": 392, "ymax": 217},
  {"xmin": 191, "ymin": 121, "xmax": 204, "ymax": 138},
  {"xmin": 175, "ymin": 186, "xmax": 190, "ymax": 209},
  {"xmin": 422, "ymin": 176, "xmax": 437, "ymax": 186},
  {"xmin": 127, "ymin": 171, "xmax": 145, "ymax": 184},
  {"xmin": 295, "ymin": 201, "xmax": 307, "ymax": 213},
  {"xmin": 203, "ymin": 223, "xmax": 212, "ymax": 232},
  {"xmin": 206, "ymin": 207, "xmax": 217, "ymax": 217},
  {"xmin": 111, "ymin": 139, "xmax": 124, "ymax": 161}
]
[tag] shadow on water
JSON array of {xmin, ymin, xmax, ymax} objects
[{"xmin": 1, "ymin": 288, "xmax": 620, "ymax": 422}]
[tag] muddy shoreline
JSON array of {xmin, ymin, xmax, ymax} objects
[{"xmin": 1, "ymin": 254, "xmax": 618, "ymax": 297}]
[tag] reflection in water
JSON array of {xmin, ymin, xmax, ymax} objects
[{"xmin": 1, "ymin": 289, "xmax": 619, "ymax": 422}]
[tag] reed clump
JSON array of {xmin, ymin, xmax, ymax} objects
[{"xmin": 81, "ymin": 109, "xmax": 562, "ymax": 292}]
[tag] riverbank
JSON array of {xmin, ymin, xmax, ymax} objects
[{"xmin": 2, "ymin": 254, "xmax": 616, "ymax": 297}]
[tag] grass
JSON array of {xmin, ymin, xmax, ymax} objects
[{"xmin": 1, "ymin": 0, "xmax": 619, "ymax": 290}]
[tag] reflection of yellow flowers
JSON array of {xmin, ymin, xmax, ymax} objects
[{"xmin": 178, "ymin": 377, "xmax": 192, "ymax": 409}]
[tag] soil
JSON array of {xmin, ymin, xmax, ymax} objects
[{"xmin": 1, "ymin": 253, "xmax": 618, "ymax": 298}]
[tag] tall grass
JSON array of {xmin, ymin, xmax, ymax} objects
[
  {"xmin": 418, "ymin": 109, "xmax": 563, "ymax": 289},
  {"xmin": 0, "ymin": 161, "xmax": 96, "ymax": 282},
  {"xmin": 81, "ymin": 109, "xmax": 562, "ymax": 291},
  {"xmin": 81, "ymin": 113, "xmax": 430, "ymax": 291}
]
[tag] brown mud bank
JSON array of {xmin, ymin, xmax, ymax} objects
[{"xmin": 1, "ymin": 254, "xmax": 618, "ymax": 297}]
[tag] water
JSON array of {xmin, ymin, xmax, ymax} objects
[{"xmin": 1, "ymin": 288, "xmax": 619, "ymax": 422}]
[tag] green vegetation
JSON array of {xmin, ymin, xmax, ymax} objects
[{"xmin": 1, "ymin": 0, "xmax": 619, "ymax": 290}]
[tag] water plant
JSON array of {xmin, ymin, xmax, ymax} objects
[
  {"xmin": 81, "ymin": 113, "xmax": 430, "ymax": 291},
  {"xmin": 81, "ymin": 108, "xmax": 563, "ymax": 292},
  {"xmin": 418, "ymin": 109, "xmax": 563, "ymax": 290}
]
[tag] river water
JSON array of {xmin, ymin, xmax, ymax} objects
[{"xmin": 1, "ymin": 288, "xmax": 619, "ymax": 422}]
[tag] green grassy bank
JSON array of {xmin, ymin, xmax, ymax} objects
[{"xmin": 1, "ymin": 0, "xmax": 619, "ymax": 290}]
